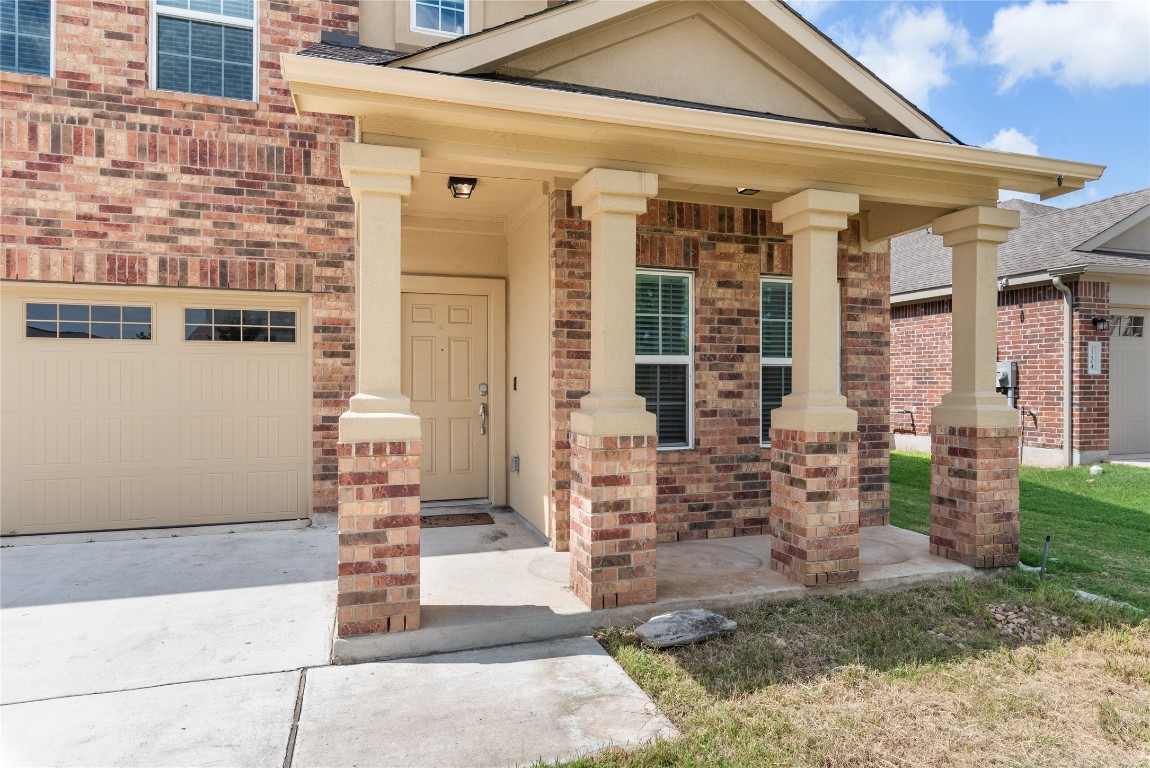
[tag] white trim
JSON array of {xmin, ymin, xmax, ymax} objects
[
  {"xmin": 410, "ymin": 0, "xmax": 468, "ymax": 38},
  {"xmin": 636, "ymin": 268, "xmax": 694, "ymax": 451},
  {"xmin": 149, "ymin": 0, "xmax": 259, "ymax": 103}
]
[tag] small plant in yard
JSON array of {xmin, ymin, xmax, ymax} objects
[{"xmin": 559, "ymin": 457, "xmax": 1150, "ymax": 767}]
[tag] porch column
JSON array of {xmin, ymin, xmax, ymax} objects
[
  {"xmin": 769, "ymin": 189, "xmax": 861, "ymax": 586},
  {"xmin": 335, "ymin": 143, "xmax": 423, "ymax": 637},
  {"xmin": 568, "ymin": 168, "xmax": 659, "ymax": 609},
  {"xmin": 929, "ymin": 206, "xmax": 1022, "ymax": 567}
]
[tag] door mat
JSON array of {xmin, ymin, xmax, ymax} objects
[{"xmin": 420, "ymin": 512, "xmax": 495, "ymax": 528}]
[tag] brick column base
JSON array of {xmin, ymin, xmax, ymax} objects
[
  {"xmin": 568, "ymin": 432, "xmax": 658, "ymax": 609},
  {"xmin": 929, "ymin": 425, "xmax": 1020, "ymax": 567},
  {"xmin": 769, "ymin": 429, "xmax": 860, "ymax": 586},
  {"xmin": 336, "ymin": 440, "xmax": 422, "ymax": 637}
]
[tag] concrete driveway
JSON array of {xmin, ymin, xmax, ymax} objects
[{"xmin": 0, "ymin": 522, "xmax": 674, "ymax": 767}]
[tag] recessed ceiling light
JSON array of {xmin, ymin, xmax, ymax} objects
[{"xmin": 736, "ymin": 188, "xmax": 760, "ymax": 196}]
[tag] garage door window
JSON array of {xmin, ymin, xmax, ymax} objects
[
  {"xmin": 185, "ymin": 308, "xmax": 296, "ymax": 343},
  {"xmin": 25, "ymin": 302, "xmax": 153, "ymax": 340},
  {"xmin": 1111, "ymin": 315, "xmax": 1144, "ymax": 338}
]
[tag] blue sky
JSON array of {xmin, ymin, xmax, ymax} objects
[{"xmin": 789, "ymin": 0, "xmax": 1150, "ymax": 207}]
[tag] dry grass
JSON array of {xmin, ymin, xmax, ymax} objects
[{"xmin": 559, "ymin": 576, "xmax": 1149, "ymax": 768}]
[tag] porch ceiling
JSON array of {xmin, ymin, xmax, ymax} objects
[{"xmin": 283, "ymin": 54, "xmax": 1105, "ymax": 239}]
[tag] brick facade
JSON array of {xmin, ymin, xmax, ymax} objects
[
  {"xmin": 769, "ymin": 429, "xmax": 860, "ymax": 585},
  {"xmin": 1, "ymin": 1, "xmax": 359, "ymax": 515},
  {"xmin": 336, "ymin": 440, "xmax": 422, "ymax": 636},
  {"xmin": 549, "ymin": 190, "xmax": 891, "ymax": 547},
  {"xmin": 891, "ymin": 280, "xmax": 1111, "ymax": 458},
  {"xmin": 929, "ymin": 425, "xmax": 1020, "ymax": 567},
  {"xmin": 568, "ymin": 433, "xmax": 658, "ymax": 609}
]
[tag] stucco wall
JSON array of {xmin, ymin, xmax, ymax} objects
[
  {"xmin": 401, "ymin": 219, "xmax": 508, "ymax": 278},
  {"xmin": 505, "ymin": 196, "xmax": 552, "ymax": 536}
]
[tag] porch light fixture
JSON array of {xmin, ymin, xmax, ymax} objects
[
  {"xmin": 1091, "ymin": 316, "xmax": 1109, "ymax": 332},
  {"xmin": 736, "ymin": 187, "xmax": 760, "ymax": 196},
  {"xmin": 448, "ymin": 176, "xmax": 478, "ymax": 199}
]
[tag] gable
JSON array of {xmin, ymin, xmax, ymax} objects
[
  {"xmin": 1077, "ymin": 205, "xmax": 1150, "ymax": 256},
  {"xmin": 392, "ymin": 0, "xmax": 956, "ymax": 141},
  {"xmin": 497, "ymin": 3, "xmax": 859, "ymax": 127}
]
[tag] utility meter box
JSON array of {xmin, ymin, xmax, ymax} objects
[{"xmin": 996, "ymin": 361, "xmax": 1018, "ymax": 389}]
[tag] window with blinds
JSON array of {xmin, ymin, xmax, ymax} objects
[
  {"xmin": 761, "ymin": 278, "xmax": 793, "ymax": 444},
  {"xmin": 1, "ymin": 0, "xmax": 52, "ymax": 77},
  {"xmin": 635, "ymin": 270, "xmax": 692, "ymax": 449},
  {"xmin": 153, "ymin": 0, "xmax": 256, "ymax": 101}
]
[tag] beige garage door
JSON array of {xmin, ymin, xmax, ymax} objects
[
  {"xmin": 1110, "ymin": 309, "xmax": 1150, "ymax": 456},
  {"xmin": 1, "ymin": 285, "xmax": 311, "ymax": 535}
]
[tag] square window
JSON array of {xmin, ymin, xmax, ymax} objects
[
  {"xmin": 154, "ymin": 0, "xmax": 254, "ymax": 100},
  {"xmin": 413, "ymin": 0, "xmax": 467, "ymax": 36},
  {"xmin": 0, "ymin": 0, "xmax": 51, "ymax": 77}
]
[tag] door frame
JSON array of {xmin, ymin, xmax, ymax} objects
[{"xmin": 400, "ymin": 274, "xmax": 507, "ymax": 506}]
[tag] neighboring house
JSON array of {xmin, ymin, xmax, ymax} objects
[
  {"xmin": 891, "ymin": 191, "xmax": 1150, "ymax": 466},
  {"xmin": 1, "ymin": 1, "xmax": 1104, "ymax": 639}
]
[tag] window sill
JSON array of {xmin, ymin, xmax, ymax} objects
[
  {"xmin": 143, "ymin": 88, "xmax": 258, "ymax": 111},
  {"xmin": 657, "ymin": 445, "xmax": 694, "ymax": 453},
  {"xmin": 1, "ymin": 71, "xmax": 54, "ymax": 87}
]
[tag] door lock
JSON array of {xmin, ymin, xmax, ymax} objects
[
  {"xmin": 478, "ymin": 402, "xmax": 488, "ymax": 435},
  {"xmin": 478, "ymin": 382, "xmax": 488, "ymax": 396}
]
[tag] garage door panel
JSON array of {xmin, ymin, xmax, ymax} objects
[{"xmin": 2, "ymin": 288, "xmax": 310, "ymax": 535}]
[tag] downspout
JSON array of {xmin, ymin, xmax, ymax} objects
[{"xmin": 1051, "ymin": 276, "xmax": 1074, "ymax": 467}]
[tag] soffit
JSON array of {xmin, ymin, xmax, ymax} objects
[{"xmin": 390, "ymin": 0, "xmax": 954, "ymax": 141}]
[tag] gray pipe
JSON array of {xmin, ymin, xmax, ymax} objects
[{"xmin": 1051, "ymin": 276, "xmax": 1074, "ymax": 467}]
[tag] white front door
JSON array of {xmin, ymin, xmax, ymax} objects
[
  {"xmin": 401, "ymin": 292, "xmax": 490, "ymax": 501},
  {"xmin": 1110, "ymin": 309, "xmax": 1150, "ymax": 455}
]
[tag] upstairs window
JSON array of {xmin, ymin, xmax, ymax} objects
[
  {"xmin": 635, "ymin": 270, "xmax": 693, "ymax": 449},
  {"xmin": 760, "ymin": 278, "xmax": 792, "ymax": 444},
  {"xmin": 152, "ymin": 0, "xmax": 256, "ymax": 101},
  {"xmin": 1, "ymin": 0, "xmax": 53, "ymax": 77},
  {"xmin": 412, "ymin": 0, "xmax": 466, "ymax": 36}
]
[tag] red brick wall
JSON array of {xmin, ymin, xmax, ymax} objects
[
  {"xmin": 550, "ymin": 190, "xmax": 891, "ymax": 544},
  {"xmin": 890, "ymin": 280, "xmax": 1111, "ymax": 456},
  {"xmin": 1, "ymin": 1, "xmax": 359, "ymax": 514}
]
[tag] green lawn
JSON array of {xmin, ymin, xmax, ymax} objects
[
  {"xmin": 555, "ymin": 453, "xmax": 1150, "ymax": 767},
  {"xmin": 891, "ymin": 451, "xmax": 1150, "ymax": 611}
]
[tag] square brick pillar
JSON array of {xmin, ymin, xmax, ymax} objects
[
  {"xmin": 929, "ymin": 425, "xmax": 1020, "ymax": 567},
  {"xmin": 337, "ymin": 440, "xmax": 422, "ymax": 636},
  {"xmin": 568, "ymin": 433, "xmax": 658, "ymax": 608},
  {"xmin": 768, "ymin": 190, "xmax": 862, "ymax": 586},
  {"xmin": 769, "ymin": 429, "xmax": 860, "ymax": 585},
  {"xmin": 929, "ymin": 206, "xmax": 1022, "ymax": 569}
]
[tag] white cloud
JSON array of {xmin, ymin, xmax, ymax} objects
[
  {"xmin": 983, "ymin": 128, "xmax": 1040, "ymax": 156},
  {"xmin": 987, "ymin": 0, "xmax": 1150, "ymax": 91},
  {"xmin": 785, "ymin": 0, "xmax": 837, "ymax": 22},
  {"xmin": 839, "ymin": 5, "xmax": 976, "ymax": 109}
]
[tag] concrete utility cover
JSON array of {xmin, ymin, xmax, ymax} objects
[
  {"xmin": 635, "ymin": 608, "xmax": 737, "ymax": 648},
  {"xmin": 293, "ymin": 636, "xmax": 676, "ymax": 768}
]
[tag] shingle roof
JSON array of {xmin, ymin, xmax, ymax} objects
[
  {"xmin": 298, "ymin": 40, "xmax": 407, "ymax": 65},
  {"xmin": 891, "ymin": 189, "xmax": 1150, "ymax": 296}
]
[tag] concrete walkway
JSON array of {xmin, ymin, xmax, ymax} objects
[
  {"xmin": 2, "ymin": 513, "xmax": 971, "ymax": 766},
  {"xmin": 0, "ymin": 522, "xmax": 673, "ymax": 767}
]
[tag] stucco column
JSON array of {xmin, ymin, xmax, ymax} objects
[
  {"xmin": 928, "ymin": 206, "xmax": 1022, "ymax": 568},
  {"xmin": 338, "ymin": 142, "xmax": 422, "ymax": 443},
  {"xmin": 930, "ymin": 206, "xmax": 1021, "ymax": 428},
  {"xmin": 567, "ymin": 168, "xmax": 659, "ymax": 610},
  {"xmin": 771, "ymin": 189, "xmax": 860, "ymax": 431},
  {"xmin": 335, "ymin": 143, "xmax": 422, "ymax": 639},
  {"xmin": 768, "ymin": 189, "xmax": 861, "ymax": 586}
]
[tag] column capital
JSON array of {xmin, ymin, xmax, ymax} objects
[
  {"xmin": 932, "ymin": 205, "xmax": 1020, "ymax": 247},
  {"xmin": 340, "ymin": 143, "xmax": 420, "ymax": 199},
  {"xmin": 772, "ymin": 189, "xmax": 859, "ymax": 234},
  {"xmin": 572, "ymin": 168, "xmax": 658, "ymax": 219}
]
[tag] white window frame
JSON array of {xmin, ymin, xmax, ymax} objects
[
  {"xmin": 149, "ymin": 0, "xmax": 259, "ymax": 102},
  {"xmin": 760, "ymin": 276, "xmax": 841, "ymax": 447},
  {"xmin": 410, "ymin": 0, "xmax": 468, "ymax": 37},
  {"xmin": 2, "ymin": 0, "xmax": 56, "ymax": 78},
  {"xmin": 636, "ymin": 268, "xmax": 694, "ymax": 451}
]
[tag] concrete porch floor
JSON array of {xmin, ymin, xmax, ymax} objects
[{"xmin": 336, "ymin": 508, "xmax": 975, "ymax": 662}]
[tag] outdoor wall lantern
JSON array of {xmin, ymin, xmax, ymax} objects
[
  {"xmin": 448, "ymin": 177, "xmax": 478, "ymax": 199},
  {"xmin": 1091, "ymin": 316, "xmax": 1109, "ymax": 332},
  {"xmin": 736, "ymin": 187, "xmax": 760, "ymax": 196}
]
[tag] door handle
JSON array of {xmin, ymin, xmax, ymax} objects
[{"xmin": 479, "ymin": 402, "xmax": 488, "ymax": 435}]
